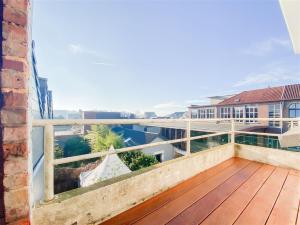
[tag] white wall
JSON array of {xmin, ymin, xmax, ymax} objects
[{"xmin": 142, "ymin": 137, "xmax": 178, "ymax": 161}]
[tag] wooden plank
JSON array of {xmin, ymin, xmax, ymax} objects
[
  {"xmin": 167, "ymin": 162, "xmax": 262, "ymax": 225},
  {"xmin": 101, "ymin": 158, "xmax": 239, "ymax": 225},
  {"xmin": 234, "ymin": 167, "xmax": 289, "ymax": 225},
  {"xmin": 266, "ymin": 173, "xmax": 300, "ymax": 225},
  {"xmin": 297, "ymin": 201, "xmax": 300, "ymax": 225},
  {"xmin": 201, "ymin": 164, "xmax": 275, "ymax": 225},
  {"xmin": 132, "ymin": 159, "xmax": 251, "ymax": 225}
]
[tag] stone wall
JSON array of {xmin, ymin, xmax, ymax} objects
[{"xmin": 0, "ymin": 0, "xmax": 31, "ymax": 224}]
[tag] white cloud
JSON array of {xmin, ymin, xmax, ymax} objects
[
  {"xmin": 68, "ymin": 43, "xmax": 116, "ymax": 66},
  {"xmin": 234, "ymin": 67, "xmax": 300, "ymax": 87},
  {"xmin": 153, "ymin": 101, "xmax": 184, "ymax": 109},
  {"xmin": 244, "ymin": 38, "xmax": 291, "ymax": 56},
  {"xmin": 67, "ymin": 43, "xmax": 98, "ymax": 56}
]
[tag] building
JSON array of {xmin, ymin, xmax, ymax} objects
[
  {"xmin": 112, "ymin": 127, "xmax": 181, "ymax": 162},
  {"xmin": 82, "ymin": 111, "xmax": 136, "ymax": 133},
  {"xmin": 188, "ymin": 84, "xmax": 300, "ymax": 131},
  {"xmin": 143, "ymin": 112, "xmax": 157, "ymax": 119}
]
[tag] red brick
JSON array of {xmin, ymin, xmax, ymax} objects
[
  {"xmin": 1, "ymin": 91, "xmax": 27, "ymax": 109},
  {"xmin": 1, "ymin": 109, "xmax": 27, "ymax": 125},
  {"xmin": 3, "ymin": 0, "xmax": 28, "ymax": 12},
  {"xmin": 2, "ymin": 40, "xmax": 27, "ymax": 58},
  {"xmin": 3, "ymin": 5, "xmax": 27, "ymax": 27},
  {"xmin": 4, "ymin": 188, "xmax": 29, "ymax": 208},
  {"xmin": 2, "ymin": 126, "xmax": 27, "ymax": 143},
  {"xmin": 3, "ymin": 173, "xmax": 28, "ymax": 191},
  {"xmin": 2, "ymin": 58, "xmax": 25, "ymax": 72},
  {"xmin": 2, "ymin": 22, "xmax": 27, "ymax": 44},
  {"xmin": 0, "ymin": 70, "xmax": 27, "ymax": 89},
  {"xmin": 3, "ymin": 142, "xmax": 27, "ymax": 159},
  {"xmin": 4, "ymin": 156, "xmax": 28, "ymax": 176},
  {"xmin": 4, "ymin": 189, "xmax": 29, "ymax": 223}
]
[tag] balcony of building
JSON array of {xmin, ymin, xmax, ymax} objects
[{"xmin": 29, "ymin": 118, "xmax": 300, "ymax": 225}]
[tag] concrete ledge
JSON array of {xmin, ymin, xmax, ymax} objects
[
  {"xmin": 235, "ymin": 144, "xmax": 300, "ymax": 170},
  {"xmin": 32, "ymin": 143, "xmax": 234, "ymax": 225}
]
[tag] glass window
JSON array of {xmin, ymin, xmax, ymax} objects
[
  {"xmin": 245, "ymin": 105, "xmax": 258, "ymax": 123},
  {"xmin": 206, "ymin": 108, "xmax": 215, "ymax": 118},
  {"xmin": 221, "ymin": 107, "xmax": 231, "ymax": 118},
  {"xmin": 269, "ymin": 104, "xmax": 281, "ymax": 127},
  {"xmin": 191, "ymin": 109, "xmax": 198, "ymax": 118},
  {"xmin": 289, "ymin": 103, "xmax": 300, "ymax": 118},
  {"xmin": 233, "ymin": 107, "xmax": 244, "ymax": 122},
  {"xmin": 199, "ymin": 109, "xmax": 206, "ymax": 118}
]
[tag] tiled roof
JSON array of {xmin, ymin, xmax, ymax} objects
[
  {"xmin": 217, "ymin": 84, "xmax": 300, "ymax": 106},
  {"xmin": 282, "ymin": 84, "xmax": 300, "ymax": 100}
]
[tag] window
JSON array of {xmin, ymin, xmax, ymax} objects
[
  {"xmin": 221, "ymin": 107, "xmax": 231, "ymax": 118},
  {"xmin": 245, "ymin": 105, "xmax": 258, "ymax": 123},
  {"xmin": 199, "ymin": 109, "xmax": 206, "ymax": 118},
  {"xmin": 206, "ymin": 108, "xmax": 215, "ymax": 118},
  {"xmin": 288, "ymin": 103, "xmax": 300, "ymax": 118},
  {"xmin": 233, "ymin": 107, "xmax": 244, "ymax": 122},
  {"xmin": 269, "ymin": 104, "xmax": 281, "ymax": 127},
  {"xmin": 154, "ymin": 153, "xmax": 163, "ymax": 162},
  {"xmin": 191, "ymin": 109, "xmax": 198, "ymax": 118}
]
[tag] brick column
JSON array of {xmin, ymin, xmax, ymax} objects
[{"xmin": 1, "ymin": 0, "xmax": 31, "ymax": 224}]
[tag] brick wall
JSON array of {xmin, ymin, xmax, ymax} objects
[{"xmin": 1, "ymin": 0, "xmax": 31, "ymax": 224}]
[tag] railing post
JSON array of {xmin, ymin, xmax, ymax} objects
[
  {"xmin": 231, "ymin": 119, "xmax": 235, "ymax": 144},
  {"xmin": 44, "ymin": 124, "xmax": 54, "ymax": 201},
  {"xmin": 186, "ymin": 120, "xmax": 191, "ymax": 155}
]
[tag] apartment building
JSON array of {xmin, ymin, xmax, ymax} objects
[{"xmin": 188, "ymin": 84, "xmax": 300, "ymax": 129}]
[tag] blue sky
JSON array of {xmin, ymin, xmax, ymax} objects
[{"xmin": 32, "ymin": 0, "xmax": 300, "ymax": 115}]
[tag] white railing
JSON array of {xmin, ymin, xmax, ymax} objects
[{"xmin": 32, "ymin": 117, "xmax": 300, "ymax": 202}]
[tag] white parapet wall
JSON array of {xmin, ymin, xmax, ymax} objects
[
  {"xmin": 235, "ymin": 144, "xmax": 300, "ymax": 170},
  {"xmin": 32, "ymin": 143, "xmax": 234, "ymax": 225}
]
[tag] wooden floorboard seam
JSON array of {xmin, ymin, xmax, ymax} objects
[
  {"xmin": 132, "ymin": 160, "xmax": 251, "ymax": 225},
  {"xmin": 194, "ymin": 163, "xmax": 264, "ymax": 225},
  {"xmin": 165, "ymin": 162, "xmax": 262, "ymax": 225},
  {"xmin": 200, "ymin": 164, "xmax": 276, "ymax": 225},
  {"xmin": 264, "ymin": 170, "xmax": 289, "ymax": 225},
  {"xmin": 296, "ymin": 200, "xmax": 300, "ymax": 225},
  {"xmin": 229, "ymin": 167, "xmax": 277, "ymax": 225},
  {"xmin": 127, "ymin": 159, "xmax": 239, "ymax": 225}
]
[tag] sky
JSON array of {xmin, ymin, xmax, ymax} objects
[{"xmin": 32, "ymin": 0, "xmax": 300, "ymax": 116}]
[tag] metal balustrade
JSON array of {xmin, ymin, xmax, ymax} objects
[{"xmin": 32, "ymin": 118, "xmax": 300, "ymax": 202}]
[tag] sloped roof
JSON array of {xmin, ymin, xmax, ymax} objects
[
  {"xmin": 218, "ymin": 84, "xmax": 300, "ymax": 106},
  {"xmin": 282, "ymin": 84, "xmax": 300, "ymax": 100},
  {"xmin": 79, "ymin": 146, "xmax": 131, "ymax": 187},
  {"xmin": 112, "ymin": 127, "xmax": 158, "ymax": 146}
]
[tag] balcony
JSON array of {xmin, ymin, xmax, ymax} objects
[{"xmin": 31, "ymin": 118, "xmax": 300, "ymax": 225}]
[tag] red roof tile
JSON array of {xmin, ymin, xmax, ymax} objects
[
  {"xmin": 282, "ymin": 84, "xmax": 300, "ymax": 100},
  {"xmin": 218, "ymin": 84, "xmax": 300, "ymax": 106}
]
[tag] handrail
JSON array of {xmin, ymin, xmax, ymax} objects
[
  {"xmin": 33, "ymin": 117, "xmax": 300, "ymax": 126},
  {"xmin": 36, "ymin": 117, "xmax": 299, "ymax": 201},
  {"xmin": 235, "ymin": 131, "xmax": 281, "ymax": 137}
]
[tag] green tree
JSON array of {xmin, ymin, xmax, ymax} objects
[
  {"xmin": 63, "ymin": 136, "xmax": 91, "ymax": 157},
  {"xmin": 119, "ymin": 151, "xmax": 158, "ymax": 171},
  {"xmin": 54, "ymin": 144, "xmax": 64, "ymax": 159},
  {"xmin": 85, "ymin": 125, "xmax": 124, "ymax": 152},
  {"xmin": 85, "ymin": 125, "xmax": 159, "ymax": 171}
]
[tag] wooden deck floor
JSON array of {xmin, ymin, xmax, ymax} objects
[{"xmin": 101, "ymin": 158, "xmax": 300, "ymax": 225}]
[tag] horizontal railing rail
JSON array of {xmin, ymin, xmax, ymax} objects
[{"xmin": 32, "ymin": 117, "xmax": 300, "ymax": 202}]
